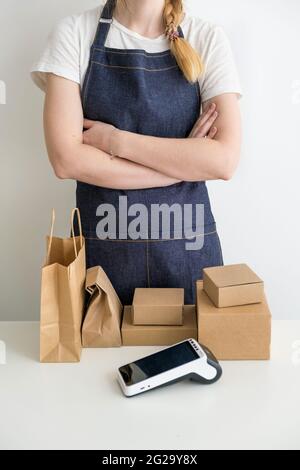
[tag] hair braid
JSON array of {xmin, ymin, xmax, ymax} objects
[{"xmin": 163, "ymin": 0, "xmax": 203, "ymax": 83}]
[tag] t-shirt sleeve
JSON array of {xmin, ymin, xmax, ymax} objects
[
  {"xmin": 198, "ymin": 23, "xmax": 243, "ymax": 102},
  {"xmin": 31, "ymin": 15, "xmax": 80, "ymax": 92}
]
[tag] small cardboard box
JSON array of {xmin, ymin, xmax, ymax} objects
[
  {"xmin": 197, "ymin": 281, "xmax": 271, "ymax": 360},
  {"xmin": 132, "ymin": 288, "xmax": 184, "ymax": 325},
  {"xmin": 122, "ymin": 305, "xmax": 197, "ymax": 346},
  {"xmin": 203, "ymin": 264, "xmax": 264, "ymax": 308}
]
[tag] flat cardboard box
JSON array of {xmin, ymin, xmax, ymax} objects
[
  {"xmin": 203, "ymin": 264, "xmax": 264, "ymax": 308},
  {"xmin": 132, "ymin": 288, "xmax": 184, "ymax": 325},
  {"xmin": 197, "ymin": 281, "xmax": 271, "ymax": 360},
  {"xmin": 122, "ymin": 305, "xmax": 197, "ymax": 346}
]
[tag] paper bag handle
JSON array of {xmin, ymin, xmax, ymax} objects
[
  {"xmin": 46, "ymin": 208, "xmax": 83, "ymax": 264},
  {"xmin": 71, "ymin": 208, "xmax": 83, "ymax": 258},
  {"xmin": 46, "ymin": 209, "xmax": 56, "ymax": 265}
]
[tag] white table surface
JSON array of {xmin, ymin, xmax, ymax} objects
[{"xmin": 0, "ymin": 321, "xmax": 299, "ymax": 450}]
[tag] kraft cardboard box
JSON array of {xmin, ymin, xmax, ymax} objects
[
  {"xmin": 122, "ymin": 305, "xmax": 197, "ymax": 346},
  {"xmin": 132, "ymin": 288, "xmax": 184, "ymax": 325},
  {"xmin": 197, "ymin": 281, "xmax": 271, "ymax": 361},
  {"xmin": 203, "ymin": 264, "xmax": 264, "ymax": 308}
]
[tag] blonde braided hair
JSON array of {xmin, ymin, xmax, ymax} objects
[
  {"xmin": 163, "ymin": 0, "xmax": 203, "ymax": 82},
  {"xmin": 116, "ymin": 0, "xmax": 203, "ymax": 83}
]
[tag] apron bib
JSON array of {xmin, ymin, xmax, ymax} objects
[{"xmin": 77, "ymin": 0, "xmax": 223, "ymax": 304}]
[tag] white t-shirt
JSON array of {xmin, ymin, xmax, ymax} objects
[{"xmin": 31, "ymin": 2, "xmax": 242, "ymax": 103}]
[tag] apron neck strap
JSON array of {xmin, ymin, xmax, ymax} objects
[
  {"xmin": 93, "ymin": 0, "xmax": 116, "ymax": 48},
  {"xmin": 101, "ymin": 0, "xmax": 116, "ymax": 20}
]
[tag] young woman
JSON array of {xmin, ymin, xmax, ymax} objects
[{"xmin": 31, "ymin": 0, "xmax": 242, "ymax": 305}]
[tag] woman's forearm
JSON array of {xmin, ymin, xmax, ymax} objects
[
  {"xmin": 115, "ymin": 130, "xmax": 228, "ymax": 181},
  {"xmin": 55, "ymin": 143, "xmax": 181, "ymax": 190},
  {"xmin": 113, "ymin": 94, "xmax": 241, "ymax": 182}
]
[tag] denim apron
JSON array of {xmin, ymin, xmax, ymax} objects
[{"xmin": 77, "ymin": 0, "xmax": 223, "ymax": 305}]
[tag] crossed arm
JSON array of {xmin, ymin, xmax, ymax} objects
[{"xmin": 44, "ymin": 73, "xmax": 241, "ymax": 189}]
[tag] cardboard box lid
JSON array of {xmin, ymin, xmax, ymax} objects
[
  {"xmin": 203, "ymin": 264, "xmax": 263, "ymax": 289},
  {"xmin": 123, "ymin": 305, "xmax": 196, "ymax": 330},
  {"xmin": 133, "ymin": 288, "xmax": 184, "ymax": 307},
  {"xmin": 197, "ymin": 281, "xmax": 271, "ymax": 317}
]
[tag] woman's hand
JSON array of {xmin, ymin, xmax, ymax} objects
[
  {"xmin": 189, "ymin": 102, "xmax": 218, "ymax": 139},
  {"xmin": 83, "ymin": 119, "xmax": 117, "ymax": 154}
]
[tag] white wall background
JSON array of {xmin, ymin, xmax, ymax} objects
[{"xmin": 0, "ymin": 0, "xmax": 299, "ymax": 321}]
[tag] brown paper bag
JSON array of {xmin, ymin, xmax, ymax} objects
[
  {"xmin": 40, "ymin": 209, "xmax": 86, "ymax": 363},
  {"xmin": 82, "ymin": 266, "xmax": 123, "ymax": 347}
]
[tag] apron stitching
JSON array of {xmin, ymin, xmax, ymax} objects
[
  {"xmin": 93, "ymin": 47, "xmax": 172, "ymax": 58},
  {"xmin": 91, "ymin": 61, "xmax": 178, "ymax": 72},
  {"xmin": 83, "ymin": 230, "xmax": 217, "ymax": 242}
]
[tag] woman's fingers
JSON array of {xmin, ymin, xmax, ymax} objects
[
  {"xmin": 208, "ymin": 126, "xmax": 218, "ymax": 139},
  {"xmin": 194, "ymin": 125, "xmax": 218, "ymax": 139},
  {"xmin": 83, "ymin": 119, "xmax": 95, "ymax": 129},
  {"xmin": 189, "ymin": 105, "xmax": 214, "ymax": 137},
  {"xmin": 194, "ymin": 111, "xmax": 219, "ymax": 138},
  {"xmin": 195, "ymin": 103, "xmax": 217, "ymax": 131},
  {"xmin": 189, "ymin": 103, "xmax": 217, "ymax": 138},
  {"xmin": 197, "ymin": 103, "xmax": 217, "ymax": 128}
]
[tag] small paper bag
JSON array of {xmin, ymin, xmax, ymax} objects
[{"xmin": 82, "ymin": 266, "xmax": 123, "ymax": 347}]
